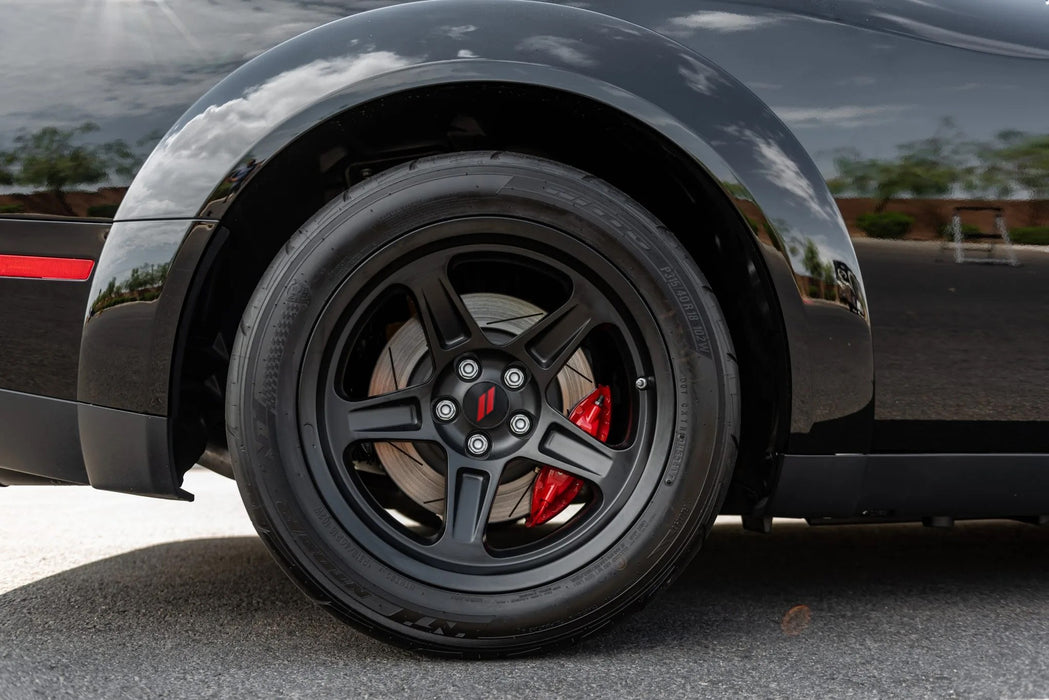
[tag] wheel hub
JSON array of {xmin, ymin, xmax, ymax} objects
[
  {"xmin": 431, "ymin": 350, "xmax": 541, "ymax": 460},
  {"xmin": 367, "ymin": 293, "xmax": 595, "ymax": 522}
]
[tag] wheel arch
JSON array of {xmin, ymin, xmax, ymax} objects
[
  {"xmin": 80, "ymin": 0, "xmax": 871, "ymax": 500},
  {"xmin": 175, "ymin": 80, "xmax": 791, "ymax": 512}
]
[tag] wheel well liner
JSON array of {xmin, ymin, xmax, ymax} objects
[{"xmin": 173, "ymin": 82, "xmax": 789, "ymax": 511}]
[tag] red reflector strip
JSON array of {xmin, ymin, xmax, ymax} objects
[{"xmin": 0, "ymin": 254, "xmax": 94, "ymax": 281}]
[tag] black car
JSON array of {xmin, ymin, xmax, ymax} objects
[{"xmin": 1, "ymin": 0, "xmax": 1047, "ymax": 655}]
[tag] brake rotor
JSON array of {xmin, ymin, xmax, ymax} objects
[{"xmin": 366, "ymin": 293, "xmax": 596, "ymax": 523}]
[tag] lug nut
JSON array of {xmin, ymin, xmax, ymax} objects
[
  {"xmin": 503, "ymin": 367, "xmax": 526, "ymax": 389},
  {"xmin": 434, "ymin": 399, "xmax": 458, "ymax": 422},
  {"xmin": 509, "ymin": 413, "xmax": 532, "ymax": 436},
  {"xmin": 466, "ymin": 433, "xmax": 490, "ymax": 456},
  {"xmin": 457, "ymin": 357, "xmax": 480, "ymax": 381}
]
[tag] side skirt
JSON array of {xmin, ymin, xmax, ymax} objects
[
  {"xmin": 0, "ymin": 388, "xmax": 87, "ymax": 484},
  {"xmin": 0, "ymin": 387, "xmax": 190, "ymax": 500},
  {"xmin": 768, "ymin": 453, "xmax": 1049, "ymax": 519}
]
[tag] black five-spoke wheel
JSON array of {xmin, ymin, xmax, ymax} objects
[{"xmin": 228, "ymin": 152, "xmax": 739, "ymax": 655}]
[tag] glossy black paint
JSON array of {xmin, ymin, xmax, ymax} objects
[
  {"xmin": 0, "ymin": 0, "xmax": 1045, "ymax": 506},
  {"xmin": 0, "ymin": 219, "xmax": 105, "ymax": 399},
  {"xmin": 81, "ymin": 0, "xmax": 874, "ymax": 455},
  {"xmin": 78, "ymin": 220, "xmax": 216, "ymax": 414}
]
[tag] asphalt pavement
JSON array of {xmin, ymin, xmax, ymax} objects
[{"xmin": 2, "ymin": 468, "xmax": 1049, "ymax": 699}]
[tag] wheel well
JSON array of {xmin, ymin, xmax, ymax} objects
[{"xmin": 172, "ymin": 82, "xmax": 789, "ymax": 512}]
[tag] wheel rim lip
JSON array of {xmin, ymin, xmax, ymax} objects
[{"xmin": 296, "ymin": 216, "xmax": 677, "ymax": 592}]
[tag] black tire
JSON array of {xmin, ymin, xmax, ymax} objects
[{"xmin": 227, "ymin": 152, "xmax": 739, "ymax": 656}]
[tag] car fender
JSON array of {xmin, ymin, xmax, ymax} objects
[{"xmin": 80, "ymin": 0, "xmax": 872, "ymax": 497}]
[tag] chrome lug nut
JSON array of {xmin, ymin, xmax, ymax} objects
[
  {"xmin": 466, "ymin": 433, "xmax": 490, "ymax": 456},
  {"xmin": 434, "ymin": 399, "xmax": 458, "ymax": 422},
  {"xmin": 509, "ymin": 413, "xmax": 532, "ymax": 436},
  {"xmin": 503, "ymin": 366, "xmax": 527, "ymax": 389},
  {"xmin": 457, "ymin": 357, "xmax": 480, "ymax": 381}
]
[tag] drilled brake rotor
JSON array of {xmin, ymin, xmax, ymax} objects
[{"xmin": 366, "ymin": 293, "xmax": 595, "ymax": 523}]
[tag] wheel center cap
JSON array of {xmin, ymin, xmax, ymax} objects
[{"xmin": 464, "ymin": 382, "xmax": 509, "ymax": 428}]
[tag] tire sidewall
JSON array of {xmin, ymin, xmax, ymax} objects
[{"xmin": 229, "ymin": 154, "xmax": 732, "ymax": 650}]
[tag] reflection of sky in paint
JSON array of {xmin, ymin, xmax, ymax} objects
[
  {"xmin": 121, "ymin": 51, "xmax": 411, "ymax": 217},
  {"xmin": 517, "ymin": 36, "xmax": 598, "ymax": 68},
  {"xmin": 609, "ymin": 1, "xmax": 1049, "ymax": 174},
  {"xmin": 726, "ymin": 126, "xmax": 837, "ymax": 222},
  {"xmin": 0, "ymin": 0, "xmax": 351, "ymax": 148},
  {"xmin": 2, "ymin": 0, "xmax": 1048, "ymax": 187},
  {"xmin": 660, "ymin": 10, "xmax": 784, "ymax": 35}
]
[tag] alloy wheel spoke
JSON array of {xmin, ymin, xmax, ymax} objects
[
  {"xmin": 408, "ymin": 268, "xmax": 483, "ymax": 361},
  {"xmin": 432, "ymin": 459, "xmax": 507, "ymax": 557},
  {"xmin": 507, "ymin": 296, "xmax": 601, "ymax": 381},
  {"xmin": 331, "ymin": 384, "xmax": 434, "ymax": 445},
  {"xmin": 525, "ymin": 408, "xmax": 629, "ymax": 492}
]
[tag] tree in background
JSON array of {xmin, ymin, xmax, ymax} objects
[
  {"xmin": 827, "ymin": 119, "xmax": 967, "ymax": 213},
  {"xmin": 975, "ymin": 131, "xmax": 1049, "ymax": 198},
  {"xmin": 10, "ymin": 122, "xmax": 136, "ymax": 215},
  {"xmin": 974, "ymin": 130, "xmax": 1049, "ymax": 224},
  {"xmin": 0, "ymin": 149, "xmax": 14, "ymax": 186}
]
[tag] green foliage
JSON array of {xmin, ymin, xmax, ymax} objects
[
  {"xmin": 829, "ymin": 119, "xmax": 967, "ymax": 211},
  {"xmin": 90, "ymin": 262, "xmax": 170, "ymax": 315},
  {"xmin": 939, "ymin": 222, "xmax": 982, "ymax": 239},
  {"xmin": 974, "ymin": 131, "xmax": 1049, "ymax": 200},
  {"xmin": 0, "ymin": 203, "xmax": 25, "ymax": 214},
  {"xmin": 799, "ymin": 239, "xmax": 838, "ymax": 300},
  {"xmin": 15, "ymin": 123, "xmax": 107, "ymax": 192},
  {"xmin": 0, "ymin": 150, "xmax": 14, "ymax": 186},
  {"xmin": 829, "ymin": 120, "xmax": 1049, "ymax": 213},
  {"xmin": 1009, "ymin": 226, "xmax": 1049, "ymax": 246},
  {"xmin": 6, "ymin": 122, "xmax": 138, "ymax": 214},
  {"xmin": 856, "ymin": 211, "xmax": 914, "ymax": 239},
  {"xmin": 87, "ymin": 203, "xmax": 120, "ymax": 218},
  {"xmin": 720, "ymin": 180, "xmax": 754, "ymax": 202}
]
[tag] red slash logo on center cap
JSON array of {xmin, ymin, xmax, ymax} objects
[
  {"xmin": 476, "ymin": 387, "xmax": 496, "ymax": 421},
  {"xmin": 465, "ymin": 382, "xmax": 507, "ymax": 427}
]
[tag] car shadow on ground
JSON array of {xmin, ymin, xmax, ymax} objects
[{"xmin": 2, "ymin": 521, "xmax": 1049, "ymax": 697}]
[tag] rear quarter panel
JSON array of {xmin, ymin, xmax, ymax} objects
[{"xmin": 0, "ymin": 0, "xmax": 1046, "ymax": 454}]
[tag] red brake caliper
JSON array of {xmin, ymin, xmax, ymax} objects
[{"xmin": 526, "ymin": 386, "xmax": 612, "ymax": 527}]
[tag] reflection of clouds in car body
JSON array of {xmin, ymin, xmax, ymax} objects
[
  {"xmin": 517, "ymin": 36, "xmax": 597, "ymax": 69},
  {"xmin": 728, "ymin": 125, "xmax": 839, "ymax": 223},
  {"xmin": 775, "ymin": 105, "xmax": 911, "ymax": 130},
  {"xmin": 120, "ymin": 51, "xmax": 412, "ymax": 218},
  {"xmin": 677, "ymin": 55, "xmax": 727, "ymax": 96},
  {"xmin": 660, "ymin": 11, "xmax": 785, "ymax": 37},
  {"xmin": 441, "ymin": 25, "xmax": 477, "ymax": 40},
  {"xmin": 0, "ymin": 0, "xmax": 342, "ymax": 147}
]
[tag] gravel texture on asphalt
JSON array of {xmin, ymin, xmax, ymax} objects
[{"xmin": 2, "ymin": 468, "xmax": 1049, "ymax": 699}]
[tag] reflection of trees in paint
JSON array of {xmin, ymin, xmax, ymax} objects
[
  {"xmin": 802, "ymin": 239, "xmax": 837, "ymax": 300},
  {"xmin": 90, "ymin": 262, "xmax": 170, "ymax": 316},
  {"xmin": 0, "ymin": 122, "xmax": 146, "ymax": 215}
]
